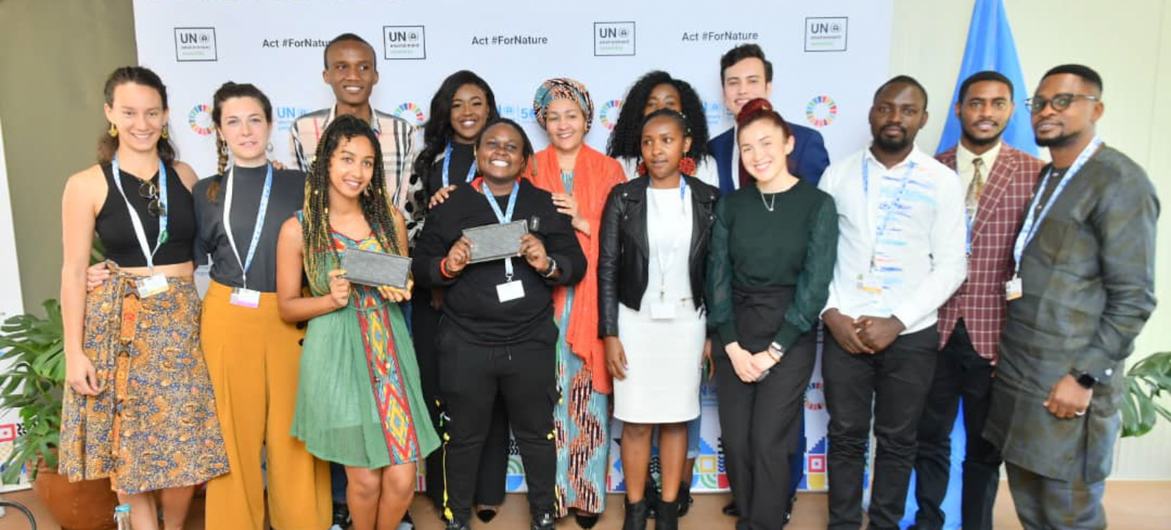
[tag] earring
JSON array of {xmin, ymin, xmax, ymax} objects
[
  {"xmin": 636, "ymin": 161, "xmax": 648, "ymax": 176},
  {"xmin": 267, "ymin": 142, "xmax": 274, "ymax": 154},
  {"xmin": 679, "ymin": 156, "xmax": 697, "ymax": 176},
  {"xmin": 220, "ymin": 142, "xmax": 230, "ymax": 157},
  {"xmin": 160, "ymin": 125, "xmax": 169, "ymax": 139},
  {"xmin": 108, "ymin": 123, "xmax": 118, "ymax": 138}
]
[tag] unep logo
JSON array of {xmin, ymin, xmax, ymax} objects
[
  {"xmin": 393, "ymin": 102, "xmax": 426, "ymax": 125},
  {"xmin": 598, "ymin": 99, "xmax": 623, "ymax": 130},
  {"xmin": 805, "ymin": 95, "xmax": 838, "ymax": 128},
  {"xmin": 188, "ymin": 103, "xmax": 214, "ymax": 136}
]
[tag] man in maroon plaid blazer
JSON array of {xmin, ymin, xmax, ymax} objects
[{"xmin": 910, "ymin": 71, "xmax": 1044, "ymax": 530}]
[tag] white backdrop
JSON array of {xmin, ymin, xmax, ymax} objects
[
  {"xmin": 0, "ymin": 120, "xmax": 29, "ymax": 490},
  {"xmin": 133, "ymin": 0, "xmax": 892, "ymax": 493}
]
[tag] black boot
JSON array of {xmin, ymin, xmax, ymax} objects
[
  {"xmin": 622, "ymin": 498, "xmax": 650, "ymax": 530},
  {"xmin": 655, "ymin": 498, "xmax": 679, "ymax": 530},
  {"xmin": 676, "ymin": 481, "xmax": 693, "ymax": 517},
  {"xmin": 531, "ymin": 511, "xmax": 555, "ymax": 530},
  {"xmin": 644, "ymin": 478, "xmax": 660, "ymax": 519}
]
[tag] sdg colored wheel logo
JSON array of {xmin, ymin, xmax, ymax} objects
[
  {"xmin": 805, "ymin": 95, "xmax": 838, "ymax": 128},
  {"xmin": 393, "ymin": 102, "xmax": 426, "ymax": 126},
  {"xmin": 188, "ymin": 103, "xmax": 214, "ymax": 136}
]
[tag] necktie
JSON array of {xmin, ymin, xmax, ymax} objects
[{"xmin": 965, "ymin": 157, "xmax": 985, "ymax": 222}]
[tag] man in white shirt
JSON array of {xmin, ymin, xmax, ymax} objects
[{"xmin": 818, "ymin": 76, "xmax": 967, "ymax": 530}]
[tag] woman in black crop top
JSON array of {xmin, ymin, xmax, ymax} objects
[
  {"xmin": 408, "ymin": 70, "xmax": 511, "ymax": 521},
  {"xmin": 59, "ymin": 66, "xmax": 228, "ymax": 530}
]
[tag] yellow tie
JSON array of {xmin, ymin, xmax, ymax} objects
[{"xmin": 965, "ymin": 157, "xmax": 985, "ymax": 222}]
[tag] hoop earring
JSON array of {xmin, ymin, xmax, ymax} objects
[
  {"xmin": 108, "ymin": 123, "xmax": 118, "ymax": 138},
  {"xmin": 160, "ymin": 125, "xmax": 169, "ymax": 140}
]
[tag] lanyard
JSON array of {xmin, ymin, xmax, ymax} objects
[
  {"xmin": 441, "ymin": 142, "xmax": 478, "ymax": 187},
  {"xmin": 862, "ymin": 157, "xmax": 916, "ymax": 268},
  {"xmin": 648, "ymin": 178, "xmax": 689, "ymax": 299},
  {"xmin": 110, "ymin": 155, "xmax": 169, "ymax": 272},
  {"xmin": 482, "ymin": 180, "xmax": 520, "ymax": 280},
  {"xmin": 223, "ymin": 164, "xmax": 273, "ymax": 289},
  {"xmin": 1012, "ymin": 136, "xmax": 1102, "ymax": 275}
]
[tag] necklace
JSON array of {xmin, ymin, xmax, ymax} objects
[{"xmin": 759, "ymin": 188, "xmax": 777, "ymax": 212}]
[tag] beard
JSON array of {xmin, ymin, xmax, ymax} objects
[
  {"xmin": 962, "ymin": 128, "xmax": 1002, "ymax": 148},
  {"xmin": 873, "ymin": 133, "xmax": 910, "ymax": 153},
  {"xmin": 1035, "ymin": 130, "xmax": 1079, "ymax": 148}
]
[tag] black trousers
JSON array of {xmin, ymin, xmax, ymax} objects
[
  {"xmin": 1005, "ymin": 462, "xmax": 1106, "ymax": 530},
  {"xmin": 413, "ymin": 291, "xmax": 509, "ymax": 511},
  {"xmin": 437, "ymin": 323, "xmax": 557, "ymax": 523},
  {"xmin": 717, "ymin": 331, "xmax": 817, "ymax": 530},
  {"xmin": 824, "ymin": 326, "xmax": 938, "ymax": 530},
  {"xmin": 912, "ymin": 319, "xmax": 1000, "ymax": 530}
]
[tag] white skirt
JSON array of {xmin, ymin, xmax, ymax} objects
[{"xmin": 613, "ymin": 300, "xmax": 706, "ymax": 424}]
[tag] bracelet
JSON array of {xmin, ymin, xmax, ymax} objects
[
  {"xmin": 541, "ymin": 256, "xmax": 558, "ymax": 278},
  {"xmin": 439, "ymin": 258, "xmax": 456, "ymax": 279}
]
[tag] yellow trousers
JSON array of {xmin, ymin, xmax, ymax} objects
[{"xmin": 202, "ymin": 281, "xmax": 331, "ymax": 530}]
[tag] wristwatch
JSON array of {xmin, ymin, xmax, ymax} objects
[
  {"xmin": 541, "ymin": 256, "xmax": 559, "ymax": 278},
  {"xmin": 1072, "ymin": 370, "xmax": 1098, "ymax": 389},
  {"xmin": 767, "ymin": 341, "xmax": 785, "ymax": 363}
]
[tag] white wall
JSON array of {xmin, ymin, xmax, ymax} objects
[{"xmin": 891, "ymin": 0, "xmax": 1171, "ymax": 480}]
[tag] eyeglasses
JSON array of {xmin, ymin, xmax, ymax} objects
[
  {"xmin": 137, "ymin": 178, "xmax": 166, "ymax": 217},
  {"xmin": 1025, "ymin": 94, "xmax": 1100, "ymax": 114}
]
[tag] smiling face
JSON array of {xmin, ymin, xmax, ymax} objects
[
  {"xmin": 217, "ymin": 96, "xmax": 271, "ymax": 165},
  {"xmin": 1031, "ymin": 73, "xmax": 1103, "ymax": 149},
  {"xmin": 543, "ymin": 98, "xmax": 587, "ymax": 154},
  {"xmin": 477, "ymin": 122, "xmax": 527, "ymax": 185},
  {"xmin": 645, "ymin": 83, "xmax": 682, "ymax": 115},
  {"xmin": 722, "ymin": 58, "xmax": 772, "ymax": 116},
  {"xmin": 640, "ymin": 115, "xmax": 692, "ymax": 181},
  {"xmin": 450, "ymin": 83, "xmax": 489, "ymax": 144},
  {"xmin": 328, "ymin": 135, "xmax": 376, "ymax": 200},
  {"xmin": 957, "ymin": 80, "xmax": 1013, "ymax": 148},
  {"xmin": 738, "ymin": 118, "xmax": 795, "ymax": 185},
  {"xmin": 869, "ymin": 82, "xmax": 928, "ymax": 153},
  {"xmin": 322, "ymin": 40, "xmax": 379, "ymax": 107},
  {"xmin": 104, "ymin": 82, "xmax": 168, "ymax": 155}
]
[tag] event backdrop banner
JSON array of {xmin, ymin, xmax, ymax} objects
[{"xmin": 133, "ymin": 0, "xmax": 893, "ymax": 493}]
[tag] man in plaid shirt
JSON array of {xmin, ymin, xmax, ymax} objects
[{"xmin": 910, "ymin": 71, "xmax": 1043, "ymax": 530}]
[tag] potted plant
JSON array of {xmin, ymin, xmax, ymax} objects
[
  {"xmin": 0, "ymin": 299, "xmax": 117, "ymax": 530},
  {"xmin": 1122, "ymin": 351, "xmax": 1171, "ymax": 437}
]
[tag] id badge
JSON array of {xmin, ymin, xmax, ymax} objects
[
  {"xmin": 135, "ymin": 273, "xmax": 169, "ymax": 298},
  {"xmin": 230, "ymin": 288, "xmax": 261, "ymax": 308},
  {"xmin": 1005, "ymin": 276, "xmax": 1023, "ymax": 301},
  {"xmin": 497, "ymin": 280, "xmax": 525, "ymax": 303},
  {"xmin": 649, "ymin": 300, "xmax": 677, "ymax": 320},
  {"xmin": 856, "ymin": 273, "xmax": 883, "ymax": 295}
]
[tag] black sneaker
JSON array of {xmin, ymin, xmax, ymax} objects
[
  {"xmin": 331, "ymin": 502, "xmax": 352, "ymax": 529},
  {"xmin": 531, "ymin": 512, "xmax": 556, "ymax": 530}
]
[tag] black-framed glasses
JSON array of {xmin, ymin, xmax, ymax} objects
[
  {"xmin": 137, "ymin": 178, "xmax": 166, "ymax": 217},
  {"xmin": 1025, "ymin": 94, "xmax": 1100, "ymax": 114}
]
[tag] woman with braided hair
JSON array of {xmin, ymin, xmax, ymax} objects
[{"xmin": 276, "ymin": 114, "xmax": 439, "ymax": 530}]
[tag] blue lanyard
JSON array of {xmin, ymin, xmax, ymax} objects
[
  {"xmin": 441, "ymin": 142, "xmax": 477, "ymax": 187},
  {"xmin": 110, "ymin": 155, "xmax": 169, "ymax": 271},
  {"xmin": 863, "ymin": 157, "xmax": 916, "ymax": 259},
  {"xmin": 1012, "ymin": 136, "xmax": 1102, "ymax": 275},
  {"xmin": 223, "ymin": 163, "xmax": 274, "ymax": 289},
  {"xmin": 482, "ymin": 180, "xmax": 520, "ymax": 279}
]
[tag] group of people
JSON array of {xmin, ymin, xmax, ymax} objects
[{"xmin": 56, "ymin": 31, "xmax": 1157, "ymax": 530}]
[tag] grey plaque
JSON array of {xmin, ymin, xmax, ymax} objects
[
  {"xmin": 463, "ymin": 220, "xmax": 529, "ymax": 264},
  {"xmin": 341, "ymin": 248, "xmax": 412, "ymax": 289}
]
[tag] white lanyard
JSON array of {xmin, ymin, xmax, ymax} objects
[
  {"xmin": 110, "ymin": 155, "xmax": 169, "ymax": 272},
  {"xmin": 863, "ymin": 157, "xmax": 916, "ymax": 270},
  {"xmin": 223, "ymin": 164, "xmax": 274, "ymax": 289},
  {"xmin": 1012, "ymin": 136, "xmax": 1102, "ymax": 275},
  {"xmin": 441, "ymin": 142, "xmax": 477, "ymax": 187},
  {"xmin": 648, "ymin": 178, "xmax": 689, "ymax": 300},
  {"xmin": 482, "ymin": 180, "xmax": 520, "ymax": 280}
]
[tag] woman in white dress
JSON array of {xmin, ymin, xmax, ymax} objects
[{"xmin": 598, "ymin": 109, "xmax": 720, "ymax": 530}]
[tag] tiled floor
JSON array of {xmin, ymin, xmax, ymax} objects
[{"xmin": 2, "ymin": 481, "xmax": 1169, "ymax": 529}]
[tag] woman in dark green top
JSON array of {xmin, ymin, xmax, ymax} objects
[{"xmin": 705, "ymin": 98, "xmax": 838, "ymax": 529}]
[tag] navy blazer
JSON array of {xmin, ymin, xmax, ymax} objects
[{"xmin": 709, "ymin": 122, "xmax": 830, "ymax": 196}]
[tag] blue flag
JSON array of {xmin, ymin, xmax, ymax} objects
[{"xmin": 935, "ymin": 0, "xmax": 1037, "ymax": 157}]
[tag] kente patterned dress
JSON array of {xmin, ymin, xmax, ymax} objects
[
  {"xmin": 59, "ymin": 266, "xmax": 230, "ymax": 494},
  {"xmin": 290, "ymin": 226, "xmax": 439, "ymax": 468},
  {"xmin": 553, "ymin": 170, "xmax": 610, "ymax": 516}
]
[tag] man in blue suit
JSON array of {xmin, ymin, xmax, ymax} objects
[
  {"xmin": 712, "ymin": 44, "xmax": 830, "ymax": 526},
  {"xmin": 710, "ymin": 44, "xmax": 830, "ymax": 192}
]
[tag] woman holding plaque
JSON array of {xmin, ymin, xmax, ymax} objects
[
  {"xmin": 59, "ymin": 66, "xmax": 228, "ymax": 530},
  {"xmin": 598, "ymin": 109, "xmax": 719, "ymax": 530},
  {"xmin": 409, "ymin": 70, "xmax": 511, "ymax": 522},
  {"xmin": 412, "ymin": 118, "xmax": 586, "ymax": 530},
  {"xmin": 529, "ymin": 77, "xmax": 625, "ymax": 528},
  {"xmin": 276, "ymin": 114, "xmax": 438, "ymax": 530},
  {"xmin": 705, "ymin": 99, "xmax": 837, "ymax": 530}
]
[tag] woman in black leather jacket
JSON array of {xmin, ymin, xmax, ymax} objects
[{"xmin": 597, "ymin": 109, "xmax": 719, "ymax": 530}]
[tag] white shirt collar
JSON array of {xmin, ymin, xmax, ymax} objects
[{"xmin": 956, "ymin": 141, "xmax": 1002, "ymax": 171}]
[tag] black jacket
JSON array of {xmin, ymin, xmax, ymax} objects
[{"xmin": 598, "ymin": 175, "xmax": 719, "ymax": 337}]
